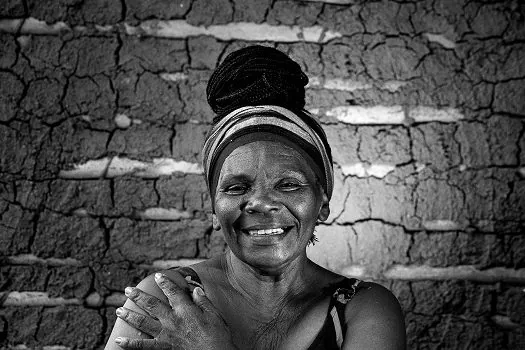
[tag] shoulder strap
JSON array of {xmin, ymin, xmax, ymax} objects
[
  {"xmin": 329, "ymin": 278, "xmax": 363, "ymax": 349},
  {"xmin": 329, "ymin": 305, "xmax": 344, "ymax": 349},
  {"xmin": 332, "ymin": 278, "xmax": 362, "ymax": 304}
]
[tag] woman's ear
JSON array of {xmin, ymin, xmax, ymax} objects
[
  {"xmin": 318, "ymin": 191, "xmax": 330, "ymax": 222},
  {"xmin": 212, "ymin": 214, "xmax": 221, "ymax": 231}
]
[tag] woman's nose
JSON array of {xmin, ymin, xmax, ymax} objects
[{"xmin": 243, "ymin": 189, "xmax": 280, "ymax": 214}]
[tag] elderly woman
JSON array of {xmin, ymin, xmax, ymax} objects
[{"xmin": 106, "ymin": 46, "xmax": 406, "ymax": 350}]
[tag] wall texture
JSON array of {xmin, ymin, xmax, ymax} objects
[{"xmin": 1, "ymin": 0, "xmax": 524, "ymax": 349}]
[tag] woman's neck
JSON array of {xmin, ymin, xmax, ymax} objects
[{"xmin": 222, "ymin": 251, "xmax": 315, "ymax": 314}]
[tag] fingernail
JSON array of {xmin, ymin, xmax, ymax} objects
[
  {"xmin": 115, "ymin": 337, "xmax": 122, "ymax": 345},
  {"xmin": 154, "ymin": 272, "xmax": 163, "ymax": 281},
  {"xmin": 116, "ymin": 307, "xmax": 123, "ymax": 317},
  {"xmin": 124, "ymin": 287, "xmax": 133, "ymax": 296},
  {"xmin": 195, "ymin": 286, "xmax": 205, "ymax": 296}
]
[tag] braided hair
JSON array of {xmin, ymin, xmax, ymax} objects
[{"xmin": 207, "ymin": 45, "xmax": 309, "ymax": 122}]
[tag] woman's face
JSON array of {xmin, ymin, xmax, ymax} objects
[{"xmin": 213, "ymin": 140, "xmax": 329, "ymax": 271}]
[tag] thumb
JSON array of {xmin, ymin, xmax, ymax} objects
[{"xmin": 192, "ymin": 287, "xmax": 217, "ymax": 314}]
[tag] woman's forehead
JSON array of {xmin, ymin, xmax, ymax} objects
[
  {"xmin": 228, "ymin": 140, "xmax": 298, "ymax": 156},
  {"xmin": 220, "ymin": 141, "xmax": 313, "ymax": 175}
]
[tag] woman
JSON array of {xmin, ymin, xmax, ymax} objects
[{"xmin": 106, "ymin": 46, "xmax": 406, "ymax": 350}]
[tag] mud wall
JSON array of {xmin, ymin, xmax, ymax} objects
[{"xmin": 1, "ymin": 0, "xmax": 524, "ymax": 348}]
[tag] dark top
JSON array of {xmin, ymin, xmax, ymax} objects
[{"xmin": 173, "ymin": 266, "xmax": 362, "ymax": 350}]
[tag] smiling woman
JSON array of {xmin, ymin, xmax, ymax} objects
[
  {"xmin": 215, "ymin": 140, "xmax": 327, "ymax": 273},
  {"xmin": 105, "ymin": 45, "xmax": 406, "ymax": 350}
]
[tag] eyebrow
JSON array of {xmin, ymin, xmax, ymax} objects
[
  {"xmin": 218, "ymin": 174, "xmax": 253, "ymax": 184},
  {"xmin": 278, "ymin": 169, "xmax": 309, "ymax": 179}
]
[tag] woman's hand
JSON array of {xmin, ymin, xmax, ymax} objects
[{"xmin": 114, "ymin": 273, "xmax": 237, "ymax": 350}]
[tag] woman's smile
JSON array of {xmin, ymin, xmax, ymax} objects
[
  {"xmin": 213, "ymin": 140, "xmax": 329, "ymax": 269},
  {"xmin": 237, "ymin": 226, "xmax": 294, "ymax": 247}
]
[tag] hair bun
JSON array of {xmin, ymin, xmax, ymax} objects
[{"xmin": 207, "ymin": 46, "xmax": 309, "ymax": 121}]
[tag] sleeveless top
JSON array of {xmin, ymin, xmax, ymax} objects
[{"xmin": 173, "ymin": 266, "xmax": 363, "ymax": 350}]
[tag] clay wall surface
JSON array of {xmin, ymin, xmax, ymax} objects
[{"xmin": 0, "ymin": 0, "xmax": 524, "ymax": 348}]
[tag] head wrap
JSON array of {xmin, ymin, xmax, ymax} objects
[{"xmin": 202, "ymin": 105, "xmax": 334, "ymax": 207}]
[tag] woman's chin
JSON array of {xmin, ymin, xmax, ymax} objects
[{"xmin": 231, "ymin": 245, "xmax": 307, "ymax": 273}]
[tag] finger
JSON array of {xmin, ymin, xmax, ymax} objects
[
  {"xmin": 154, "ymin": 273, "xmax": 193, "ymax": 309},
  {"xmin": 161, "ymin": 270, "xmax": 191, "ymax": 290},
  {"xmin": 115, "ymin": 337, "xmax": 171, "ymax": 350},
  {"xmin": 124, "ymin": 287, "xmax": 171, "ymax": 320},
  {"xmin": 192, "ymin": 286, "xmax": 218, "ymax": 315},
  {"xmin": 116, "ymin": 307, "xmax": 162, "ymax": 337},
  {"xmin": 115, "ymin": 336, "xmax": 147, "ymax": 349}
]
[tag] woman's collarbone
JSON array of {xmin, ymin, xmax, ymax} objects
[{"xmin": 222, "ymin": 291, "xmax": 331, "ymax": 350}]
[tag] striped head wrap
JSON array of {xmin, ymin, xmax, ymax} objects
[{"xmin": 202, "ymin": 105, "xmax": 333, "ymax": 208}]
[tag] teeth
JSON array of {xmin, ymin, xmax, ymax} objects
[{"xmin": 247, "ymin": 228, "xmax": 285, "ymax": 236}]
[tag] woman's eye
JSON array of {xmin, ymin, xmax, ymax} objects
[
  {"xmin": 277, "ymin": 181, "xmax": 302, "ymax": 191},
  {"xmin": 223, "ymin": 184, "xmax": 249, "ymax": 195}
]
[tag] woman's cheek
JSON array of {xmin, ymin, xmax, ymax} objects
[
  {"xmin": 214, "ymin": 196, "xmax": 241, "ymax": 226},
  {"xmin": 287, "ymin": 191, "xmax": 320, "ymax": 216}
]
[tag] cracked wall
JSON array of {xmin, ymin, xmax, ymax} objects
[{"xmin": 0, "ymin": 0, "xmax": 524, "ymax": 349}]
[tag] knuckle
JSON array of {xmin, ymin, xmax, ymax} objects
[
  {"xmin": 144, "ymin": 297, "xmax": 159, "ymax": 310},
  {"xmin": 135, "ymin": 313, "xmax": 146, "ymax": 327},
  {"xmin": 129, "ymin": 338, "xmax": 143, "ymax": 348},
  {"xmin": 171, "ymin": 302, "xmax": 186, "ymax": 315},
  {"xmin": 164, "ymin": 283, "xmax": 182, "ymax": 296}
]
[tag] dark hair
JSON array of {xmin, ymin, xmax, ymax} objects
[{"xmin": 207, "ymin": 45, "xmax": 309, "ymax": 122}]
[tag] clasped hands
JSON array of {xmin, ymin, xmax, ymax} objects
[{"xmin": 115, "ymin": 273, "xmax": 237, "ymax": 350}]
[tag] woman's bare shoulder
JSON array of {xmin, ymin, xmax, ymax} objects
[
  {"xmin": 347, "ymin": 281, "xmax": 402, "ymax": 311},
  {"xmin": 189, "ymin": 255, "xmax": 228, "ymax": 285},
  {"xmin": 343, "ymin": 281, "xmax": 406, "ymax": 350}
]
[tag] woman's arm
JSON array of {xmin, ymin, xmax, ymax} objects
[
  {"xmin": 342, "ymin": 282, "xmax": 406, "ymax": 350},
  {"xmin": 104, "ymin": 273, "xmax": 169, "ymax": 350}
]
